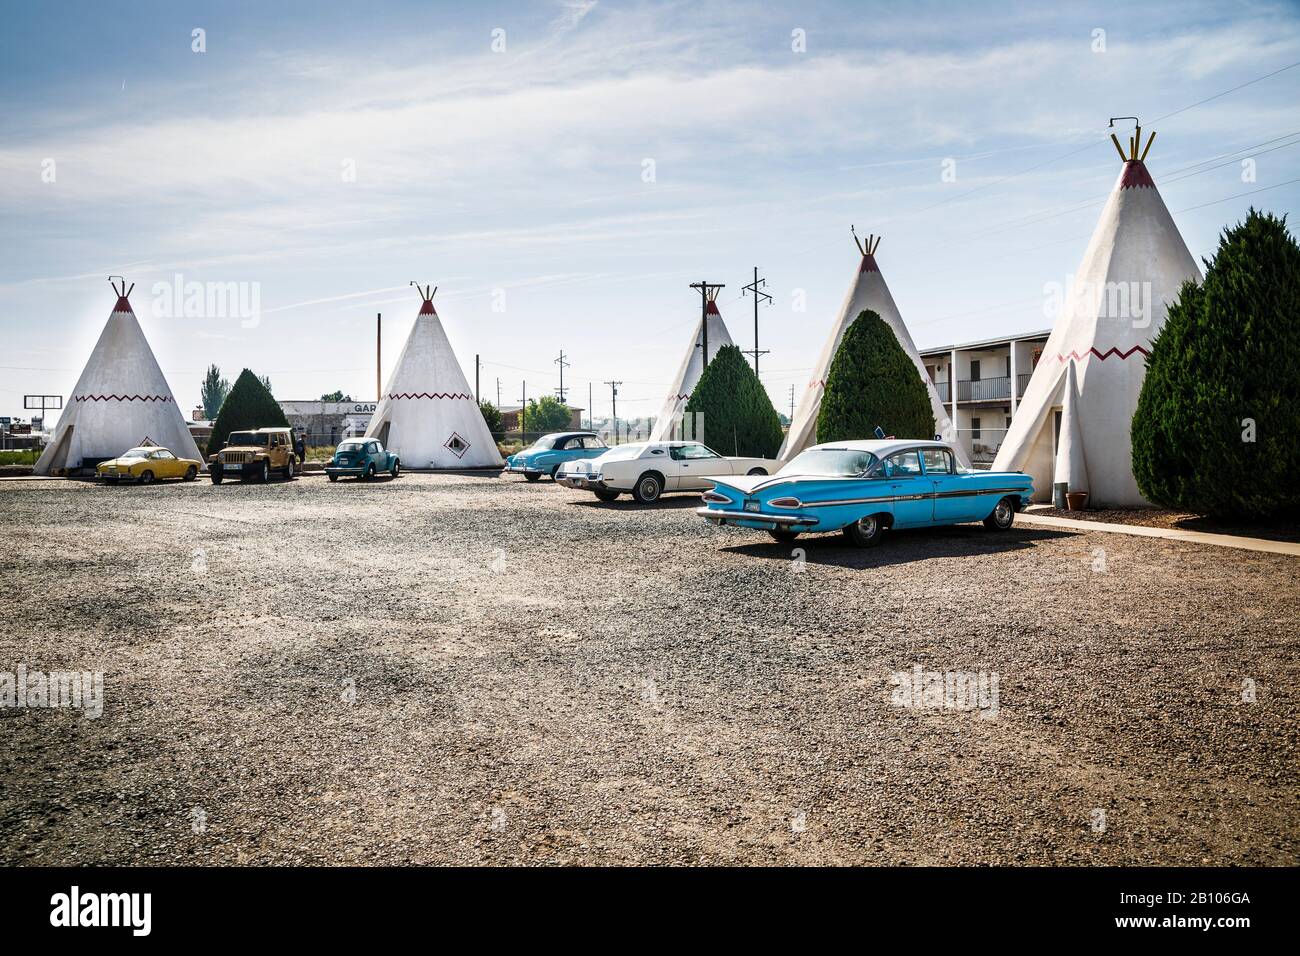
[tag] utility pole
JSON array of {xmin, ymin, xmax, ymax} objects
[
  {"xmin": 788, "ymin": 384, "xmax": 795, "ymax": 423},
  {"xmin": 376, "ymin": 313, "xmax": 382, "ymax": 401},
  {"xmin": 604, "ymin": 380, "xmax": 621, "ymax": 443},
  {"xmin": 588, "ymin": 382, "xmax": 593, "ymax": 431},
  {"xmin": 689, "ymin": 280, "xmax": 725, "ymax": 366},
  {"xmin": 475, "ymin": 354, "xmax": 480, "ymax": 404},
  {"xmin": 741, "ymin": 267, "xmax": 771, "ymax": 376},
  {"xmin": 518, "ymin": 382, "xmax": 527, "ymax": 438},
  {"xmin": 554, "ymin": 349, "xmax": 570, "ymax": 404},
  {"xmin": 496, "ymin": 378, "xmax": 501, "ymax": 408}
]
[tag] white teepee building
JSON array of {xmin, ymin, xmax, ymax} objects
[
  {"xmin": 991, "ymin": 126, "xmax": 1201, "ymax": 506},
  {"xmin": 648, "ymin": 288, "xmax": 735, "ymax": 441},
  {"xmin": 780, "ymin": 231, "xmax": 966, "ymax": 465},
  {"xmin": 35, "ymin": 279, "xmax": 203, "ymax": 475},
  {"xmin": 364, "ymin": 285, "xmax": 503, "ymax": 469}
]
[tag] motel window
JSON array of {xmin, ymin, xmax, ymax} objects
[
  {"xmin": 1005, "ymin": 355, "xmax": 1011, "ymax": 378},
  {"xmin": 971, "ymin": 417, "xmax": 982, "ymax": 440},
  {"xmin": 970, "ymin": 360, "xmax": 981, "ymax": 382}
]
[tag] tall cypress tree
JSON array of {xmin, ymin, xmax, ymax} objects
[
  {"xmin": 1132, "ymin": 209, "xmax": 1300, "ymax": 517},
  {"xmin": 684, "ymin": 344, "xmax": 784, "ymax": 457},
  {"xmin": 817, "ymin": 310, "xmax": 934, "ymax": 444},
  {"xmin": 207, "ymin": 369, "xmax": 290, "ymax": 454}
]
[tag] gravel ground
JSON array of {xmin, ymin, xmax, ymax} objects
[{"xmin": 1, "ymin": 473, "xmax": 1296, "ymax": 866}]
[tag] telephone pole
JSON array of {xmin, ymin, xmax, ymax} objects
[
  {"xmin": 588, "ymin": 382, "xmax": 593, "ymax": 431},
  {"xmin": 689, "ymin": 280, "xmax": 725, "ymax": 366},
  {"xmin": 475, "ymin": 354, "xmax": 480, "ymax": 404},
  {"xmin": 518, "ymin": 382, "xmax": 527, "ymax": 437},
  {"xmin": 788, "ymin": 384, "xmax": 796, "ymax": 422},
  {"xmin": 376, "ymin": 313, "xmax": 382, "ymax": 401},
  {"xmin": 496, "ymin": 378, "xmax": 501, "ymax": 408},
  {"xmin": 741, "ymin": 267, "xmax": 771, "ymax": 376},
  {"xmin": 554, "ymin": 349, "xmax": 570, "ymax": 403},
  {"xmin": 604, "ymin": 380, "xmax": 622, "ymax": 442}
]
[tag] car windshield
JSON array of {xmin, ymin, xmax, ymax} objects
[
  {"xmin": 337, "ymin": 441, "xmax": 366, "ymax": 453},
  {"xmin": 227, "ymin": 432, "xmax": 267, "ymax": 446},
  {"xmin": 779, "ymin": 448, "xmax": 879, "ymax": 477}
]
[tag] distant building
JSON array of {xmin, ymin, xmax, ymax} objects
[
  {"xmin": 918, "ymin": 329, "xmax": 1051, "ymax": 466},
  {"xmin": 498, "ymin": 405, "xmax": 584, "ymax": 432},
  {"xmin": 279, "ymin": 400, "xmax": 378, "ymax": 446}
]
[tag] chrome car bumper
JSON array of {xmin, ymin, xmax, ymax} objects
[
  {"xmin": 556, "ymin": 472, "xmax": 603, "ymax": 489},
  {"xmin": 324, "ymin": 465, "xmax": 366, "ymax": 476},
  {"xmin": 506, "ymin": 464, "xmax": 544, "ymax": 475},
  {"xmin": 696, "ymin": 507, "xmax": 818, "ymax": 528}
]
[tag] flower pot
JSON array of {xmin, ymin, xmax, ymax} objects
[{"xmin": 1065, "ymin": 492, "xmax": 1089, "ymax": 511}]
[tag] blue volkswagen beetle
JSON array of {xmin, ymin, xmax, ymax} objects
[
  {"xmin": 504, "ymin": 431, "xmax": 608, "ymax": 482},
  {"xmin": 325, "ymin": 437, "xmax": 400, "ymax": 482},
  {"xmin": 697, "ymin": 439, "xmax": 1033, "ymax": 547}
]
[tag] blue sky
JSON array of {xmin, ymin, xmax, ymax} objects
[{"xmin": 2, "ymin": 0, "xmax": 1298, "ymax": 420}]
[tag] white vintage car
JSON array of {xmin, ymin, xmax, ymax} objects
[{"xmin": 556, "ymin": 441, "xmax": 780, "ymax": 503}]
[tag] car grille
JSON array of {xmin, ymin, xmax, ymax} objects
[{"xmin": 222, "ymin": 452, "xmax": 251, "ymax": 464}]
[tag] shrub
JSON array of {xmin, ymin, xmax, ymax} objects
[
  {"xmin": 684, "ymin": 344, "xmax": 784, "ymax": 457},
  {"xmin": 817, "ymin": 310, "xmax": 934, "ymax": 444},
  {"xmin": 206, "ymin": 369, "xmax": 290, "ymax": 454},
  {"xmin": 1132, "ymin": 209, "xmax": 1300, "ymax": 517}
]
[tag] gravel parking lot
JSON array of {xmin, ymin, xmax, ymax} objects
[{"xmin": 1, "ymin": 473, "xmax": 1296, "ymax": 865}]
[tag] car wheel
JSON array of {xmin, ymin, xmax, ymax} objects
[
  {"xmin": 283, "ymin": 457, "xmax": 295, "ymax": 480},
  {"xmin": 843, "ymin": 513, "xmax": 885, "ymax": 547},
  {"xmin": 594, "ymin": 488, "xmax": 620, "ymax": 502},
  {"xmin": 210, "ymin": 471, "xmax": 223, "ymax": 485},
  {"xmin": 769, "ymin": 529, "xmax": 800, "ymax": 543},
  {"xmin": 328, "ymin": 474, "xmax": 339, "ymax": 483},
  {"xmin": 365, "ymin": 463, "xmax": 376, "ymax": 480},
  {"xmin": 390, "ymin": 460, "xmax": 400, "ymax": 478},
  {"xmin": 983, "ymin": 496, "xmax": 1016, "ymax": 531},
  {"xmin": 139, "ymin": 470, "xmax": 154, "ymax": 485},
  {"xmin": 550, "ymin": 464, "xmax": 563, "ymax": 481},
  {"xmin": 257, "ymin": 461, "xmax": 270, "ymax": 483},
  {"xmin": 747, "ymin": 467, "xmax": 768, "ymax": 476},
  {"xmin": 632, "ymin": 472, "xmax": 663, "ymax": 504},
  {"xmin": 184, "ymin": 466, "xmax": 198, "ymax": 482},
  {"xmin": 524, "ymin": 472, "xmax": 541, "ymax": 482}
]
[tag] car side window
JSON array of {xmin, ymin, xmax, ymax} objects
[
  {"xmin": 682, "ymin": 444, "xmax": 720, "ymax": 460},
  {"xmin": 885, "ymin": 451, "xmax": 923, "ymax": 476},
  {"xmin": 367, "ymin": 442, "xmax": 378, "ymax": 454},
  {"xmin": 668, "ymin": 446, "xmax": 686, "ymax": 461},
  {"xmin": 583, "ymin": 437, "xmax": 607, "ymax": 449},
  {"xmin": 921, "ymin": 449, "xmax": 954, "ymax": 475},
  {"xmin": 563, "ymin": 437, "xmax": 581, "ymax": 450}
]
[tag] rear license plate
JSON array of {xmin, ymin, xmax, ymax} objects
[{"xmin": 743, "ymin": 499, "xmax": 761, "ymax": 513}]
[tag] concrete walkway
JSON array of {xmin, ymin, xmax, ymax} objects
[{"xmin": 1018, "ymin": 510, "xmax": 1300, "ymax": 557}]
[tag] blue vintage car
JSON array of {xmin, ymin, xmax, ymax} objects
[
  {"xmin": 504, "ymin": 431, "xmax": 608, "ymax": 482},
  {"xmin": 697, "ymin": 439, "xmax": 1034, "ymax": 547},
  {"xmin": 325, "ymin": 438, "xmax": 400, "ymax": 481}
]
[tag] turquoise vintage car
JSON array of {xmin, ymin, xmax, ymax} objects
[
  {"xmin": 504, "ymin": 431, "xmax": 608, "ymax": 482},
  {"xmin": 697, "ymin": 439, "xmax": 1034, "ymax": 547},
  {"xmin": 325, "ymin": 438, "xmax": 400, "ymax": 481}
]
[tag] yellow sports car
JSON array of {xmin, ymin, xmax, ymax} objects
[{"xmin": 97, "ymin": 446, "xmax": 202, "ymax": 484}]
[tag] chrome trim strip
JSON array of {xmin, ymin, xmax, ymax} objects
[{"xmin": 695, "ymin": 508, "xmax": 816, "ymax": 527}]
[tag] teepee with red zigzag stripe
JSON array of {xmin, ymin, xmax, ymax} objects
[
  {"xmin": 364, "ymin": 284, "xmax": 503, "ymax": 469},
  {"xmin": 35, "ymin": 278, "xmax": 203, "ymax": 475},
  {"xmin": 779, "ymin": 230, "xmax": 965, "ymax": 465},
  {"xmin": 992, "ymin": 123, "xmax": 1201, "ymax": 506}
]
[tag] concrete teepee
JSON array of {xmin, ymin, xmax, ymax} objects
[
  {"xmin": 35, "ymin": 278, "xmax": 203, "ymax": 475},
  {"xmin": 364, "ymin": 284, "xmax": 503, "ymax": 469},
  {"xmin": 780, "ymin": 230, "xmax": 965, "ymax": 464},
  {"xmin": 991, "ymin": 123, "xmax": 1201, "ymax": 506}
]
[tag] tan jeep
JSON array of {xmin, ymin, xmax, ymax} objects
[{"xmin": 209, "ymin": 427, "xmax": 298, "ymax": 484}]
